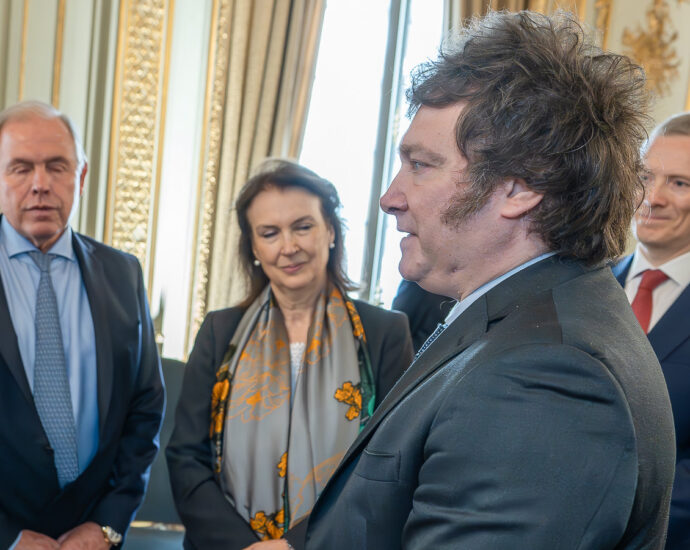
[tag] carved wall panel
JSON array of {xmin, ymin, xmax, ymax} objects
[
  {"xmin": 105, "ymin": 0, "xmax": 173, "ymax": 289},
  {"xmin": 621, "ymin": 0, "xmax": 690, "ymax": 97}
]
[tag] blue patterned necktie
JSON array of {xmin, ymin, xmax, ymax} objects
[
  {"xmin": 416, "ymin": 322, "xmax": 447, "ymax": 358},
  {"xmin": 29, "ymin": 251, "xmax": 79, "ymax": 487}
]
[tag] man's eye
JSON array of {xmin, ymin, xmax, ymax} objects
[
  {"xmin": 410, "ymin": 160, "xmax": 425, "ymax": 171},
  {"xmin": 48, "ymin": 163, "xmax": 68, "ymax": 173}
]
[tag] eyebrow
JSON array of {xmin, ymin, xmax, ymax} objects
[
  {"xmin": 644, "ymin": 169, "xmax": 690, "ymax": 179},
  {"xmin": 255, "ymin": 215, "xmax": 316, "ymax": 231},
  {"xmin": 7, "ymin": 155, "xmax": 72, "ymax": 166},
  {"xmin": 399, "ymin": 143, "xmax": 446, "ymax": 165}
]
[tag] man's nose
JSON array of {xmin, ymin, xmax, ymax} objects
[
  {"xmin": 31, "ymin": 166, "xmax": 51, "ymax": 193},
  {"xmin": 380, "ymin": 171, "xmax": 407, "ymax": 214},
  {"xmin": 645, "ymin": 175, "xmax": 668, "ymax": 206}
]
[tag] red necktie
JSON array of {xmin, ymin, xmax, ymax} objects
[{"xmin": 631, "ymin": 269, "xmax": 668, "ymax": 333}]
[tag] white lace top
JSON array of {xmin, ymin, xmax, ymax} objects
[{"xmin": 289, "ymin": 342, "xmax": 305, "ymax": 399}]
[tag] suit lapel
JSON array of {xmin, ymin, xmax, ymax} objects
[
  {"xmin": 72, "ymin": 234, "xmax": 114, "ymax": 435},
  {"xmin": 0, "ymin": 271, "xmax": 33, "ymax": 404},
  {"xmin": 323, "ymin": 257, "xmax": 592, "ymax": 492},
  {"xmin": 613, "ymin": 253, "xmax": 689, "ymax": 361},
  {"xmin": 611, "ymin": 255, "xmax": 632, "ymax": 285},
  {"xmin": 336, "ymin": 297, "xmax": 489, "ymax": 469},
  {"xmin": 647, "ymin": 282, "xmax": 690, "ymax": 361}
]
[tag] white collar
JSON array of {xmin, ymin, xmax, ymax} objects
[
  {"xmin": 444, "ymin": 252, "xmax": 557, "ymax": 326},
  {"xmin": 627, "ymin": 244, "xmax": 690, "ymax": 288}
]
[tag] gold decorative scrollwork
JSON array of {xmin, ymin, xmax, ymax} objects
[
  {"xmin": 185, "ymin": 0, "xmax": 232, "ymax": 354},
  {"xmin": 622, "ymin": 0, "xmax": 690, "ymax": 97},
  {"xmin": 105, "ymin": 0, "xmax": 173, "ymax": 287}
]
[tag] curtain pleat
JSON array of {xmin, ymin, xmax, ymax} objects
[
  {"xmin": 206, "ymin": 0, "xmax": 326, "ymax": 310},
  {"xmin": 444, "ymin": 0, "xmax": 581, "ymax": 29}
]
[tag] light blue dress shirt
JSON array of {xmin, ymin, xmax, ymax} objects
[{"xmin": 0, "ymin": 217, "xmax": 100, "ymax": 479}]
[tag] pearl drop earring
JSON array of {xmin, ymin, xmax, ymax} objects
[
  {"xmin": 253, "ymin": 259, "xmax": 260, "ymax": 266},
  {"xmin": 329, "ymin": 242, "xmax": 335, "ymax": 249}
]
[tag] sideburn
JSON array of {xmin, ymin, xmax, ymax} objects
[{"xmin": 441, "ymin": 179, "xmax": 496, "ymax": 228}]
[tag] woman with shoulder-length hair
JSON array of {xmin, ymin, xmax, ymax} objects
[{"xmin": 167, "ymin": 159, "xmax": 414, "ymax": 550}]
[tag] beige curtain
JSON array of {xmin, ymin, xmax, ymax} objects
[
  {"xmin": 444, "ymin": 0, "xmax": 584, "ymax": 29},
  {"xmin": 206, "ymin": 0, "xmax": 325, "ymax": 312}
]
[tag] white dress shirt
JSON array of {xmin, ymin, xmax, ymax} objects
[{"xmin": 624, "ymin": 245, "xmax": 690, "ymax": 332}]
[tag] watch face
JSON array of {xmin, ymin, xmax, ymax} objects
[{"xmin": 102, "ymin": 526, "xmax": 123, "ymax": 544}]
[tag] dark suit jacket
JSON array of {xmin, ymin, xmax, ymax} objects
[
  {"xmin": 613, "ymin": 255, "xmax": 690, "ymax": 550},
  {"xmin": 306, "ymin": 257, "xmax": 676, "ymax": 549},
  {"xmin": 392, "ymin": 280, "xmax": 453, "ymax": 352},
  {"xmin": 0, "ymin": 228, "xmax": 164, "ymax": 548},
  {"xmin": 166, "ymin": 300, "xmax": 414, "ymax": 550}
]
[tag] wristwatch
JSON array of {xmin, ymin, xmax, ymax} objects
[{"xmin": 101, "ymin": 525, "xmax": 123, "ymax": 547}]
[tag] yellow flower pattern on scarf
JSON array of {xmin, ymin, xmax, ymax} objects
[
  {"xmin": 345, "ymin": 299, "xmax": 366, "ymax": 341},
  {"xmin": 334, "ymin": 381, "xmax": 362, "ymax": 420},
  {"xmin": 277, "ymin": 452, "xmax": 287, "ymax": 478},
  {"xmin": 210, "ymin": 366, "xmax": 230, "ymax": 439},
  {"xmin": 209, "ymin": 286, "xmax": 376, "ymax": 532},
  {"xmin": 250, "ymin": 508, "xmax": 285, "ymax": 540}
]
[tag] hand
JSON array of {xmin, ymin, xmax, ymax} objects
[
  {"xmin": 15, "ymin": 530, "xmax": 60, "ymax": 550},
  {"xmin": 242, "ymin": 541, "xmax": 291, "ymax": 550},
  {"xmin": 56, "ymin": 522, "xmax": 110, "ymax": 550}
]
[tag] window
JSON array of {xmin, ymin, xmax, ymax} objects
[{"xmin": 300, "ymin": 0, "xmax": 444, "ymax": 306}]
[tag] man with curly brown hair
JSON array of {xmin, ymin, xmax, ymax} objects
[{"xmin": 302, "ymin": 10, "xmax": 675, "ymax": 550}]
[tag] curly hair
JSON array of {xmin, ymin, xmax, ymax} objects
[
  {"xmin": 407, "ymin": 10, "xmax": 650, "ymax": 264},
  {"xmin": 234, "ymin": 158, "xmax": 354, "ymax": 307}
]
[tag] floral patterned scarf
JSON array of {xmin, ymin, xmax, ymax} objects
[{"xmin": 210, "ymin": 284, "xmax": 374, "ymax": 540}]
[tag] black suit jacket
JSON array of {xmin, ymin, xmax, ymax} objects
[
  {"xmin": 166, "ymin": 300, "xmax": 414, "ymax": 550},
  {"xmin": 0, "ymin": 228, "xmax": 164, "ymax": 548},
  {"xmin": 306, "ymin": 257, "xmax": 676, "ymax": 549},
  {"xmin": 613, "ymin": 255, "xmax": 690, "ymax": 550},
  {"xmin": 392, "ymin": 280, "xmax": 452, "ymax": 352}
]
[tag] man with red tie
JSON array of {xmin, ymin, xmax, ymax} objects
[{"xmin": 613, "ymin": 112, "xmax": 690, "ymax": 550}]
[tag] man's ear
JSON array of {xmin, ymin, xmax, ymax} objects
[
  {"xmin": 78, "ymin": 162, "xmax": 88, "ymax": 196},
  {"xmin": 499, "ymin": 178, "xmax": 543, "ymax": 219}
]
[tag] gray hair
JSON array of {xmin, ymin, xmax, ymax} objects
[
  {"xmin": 0, "ymin": 100, "xmax": 87, "ymax": 171},
  {"xmin": 644, "ymin": 111, "xmax": 690, "ymax": 153}
]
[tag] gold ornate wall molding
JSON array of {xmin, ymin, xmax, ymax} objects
[
  {"xmin": 105, "ymin": 0, "xmax": 174, "ymax": 289},
  {"xmin": 622, "ymin": 0, "xmax": 690, "ymax": 97},
  {"xmin": 185, "ymin": 0, "xmax": 231, "ymax": 353}
]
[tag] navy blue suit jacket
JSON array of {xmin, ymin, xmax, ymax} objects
[
  {"xmin": 613, "ymin": 255, "xmax": 690, "ymax": 550},
  {"xmin": 0, "ymin": 226, "xmax": 164, "ymax": 548}
]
